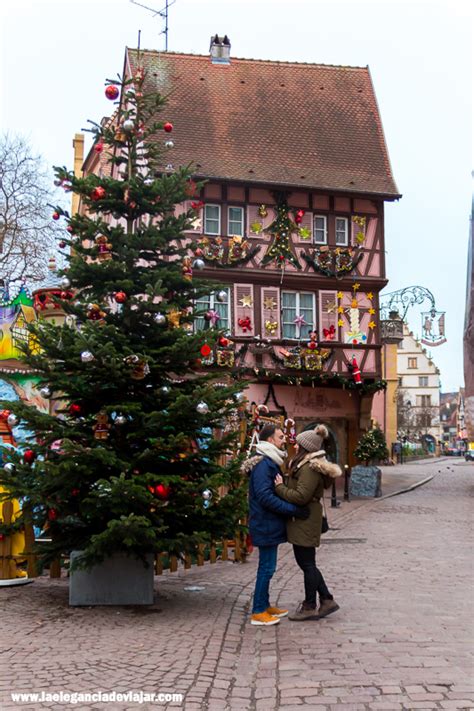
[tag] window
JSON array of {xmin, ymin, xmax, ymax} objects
[
  {"xmin": 194, "ymin": 289, "xmax": 230, "ymax": 332},
  {"xmin": 204, "ymin": 204, "xmax": 221, "ymax": 235},
  {"xmin": 419, "ymin": 376, "xmax": 428, "ymax": 387},
  {"xmin": 416, "ymin": 394, "xmax": 432, "ymax": 408},
  {"xmin": 335, "ymin": 217, "xmax": 349, "ymax": 246},
  {"xmin": 282, "ymin": 291, "xmax": 315, "ymax": 339},
  {"xmin": 313, "ymin": 215, "xmax": 327, "ymax": 244},
  {"xmin": 408, "ymin": 357, "xmax": 417, "ymax": 369},
  {"xmin": 228, "ymin": 206, "xmax": 244, "ymax": 236}
]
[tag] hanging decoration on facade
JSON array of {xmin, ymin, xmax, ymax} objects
[
  {"xmin": 421, "ymin": 310, "xmax": 446, "ymax": 346},
  {"xmin": 260, "ymin": 193, "xmax": 302, "ymax": 270},
  {"xmin": 347, "ymin": 355, "xmax": 363, "ymax": 386},
  {"xmin": 352, "ymin": 215, "xmax": 367, "ymax": 245},
  {"xmin": 275, "ymin": 345, "xmax": 331, "ymax": 372},
  {"xmin": 191, "ymin": 235, "xmax": 259, "ymax": 268},
  {"xmin": 336, "ymin": 285, "xmax": 375, "ymax": 345},
  {"xmin": 302, "ymin": 245, "xmax": 364, "ymax": 278}
]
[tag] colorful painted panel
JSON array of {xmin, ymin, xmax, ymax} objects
[{"xmin": 0, "ymin": 287, "xmax": 36, "ymax": 360}]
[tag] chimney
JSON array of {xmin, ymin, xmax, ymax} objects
[{"xmin": 210, "ymin": 34, "xmax": 231, "ymax": 65}]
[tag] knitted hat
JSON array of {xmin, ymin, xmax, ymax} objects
[{"xmin": 296, "ymin": 424, "xmax": 329, "ymax": 453}]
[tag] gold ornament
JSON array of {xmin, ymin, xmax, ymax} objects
[
  {"xmin": 369, "ymin": 307, "xmax": 376, "ymax": 315},
  {"xmin": 352, "ymin": 283, "xmax": 360, "ymax": 292},
  {"xmin": 263, "ymin": 296, "xmax": 277, "ymax": 310},
  {"xmin": 368, "ymin": 321, "xmax": 376, "ymax": 330},
  {"xmin": 338, "ymin": 319, "xmax": 344, "ymax": 327},
  {"xmin": 326, "ymin": 301, "xmax": 337, "ymax": 313},
  {"xmin": 250, "ymin": 221, "xmax": 263, "ymax": 234},
  {"xmin": 298, "ymin": 227, "xmax": 311, "ymax": 240},
  {"xmin": 265, "ymin": 320, "xmax": 278, "ymax": 335},
  {"xmin": 239, "ymin": 294, "xmax": 253, "ymax": 308},
  {"xmin": 367, "ymin": 292, "xmax": 374, "ymax": 300},
  {"xmin": 337, "ymin": 291, "xmax": 343, "ymax": 300},
  {"xmin": 167, "ymin": 309, "xmax": 182, "ymax": 328},
  {"xmin": 258, "ymin": 204, "xmax": 268, "ymax": 217}
]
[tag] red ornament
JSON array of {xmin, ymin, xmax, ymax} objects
[
  {"xmin": 191, "ymin": 201, "xmax": 204, "ymax": 210},
  {"xmin": 0, "ymin": 534, "xmax": 4, "ymax": 541},
  {"xmin": 114, "ymin": 291, "xmax": 127, "ymax": 304},
  {"xmin": 69, "ymin": 403, "xmax": 81, "ymax": 415},
  {"xmin": 94, "ymin": 141, "xmax": 104, "ymax": 154},
  {"xmin": 308, "ymin": 341, "xmax": 317, "ymax": 350},
  {"xmin": 238, "ymin": 316, "xmax": 252, "ymax": 333},
  {"xmin": 52, "ymin": 212, "xmax": 60, "ymax": 221},
  {"xmin": 200, "ymin": 344, "xmax": 212, "ymax": 357},
  {"xmin": 218, "ymin": 336, "xmax": 230, "ymax": 347},
  {"xmin": 58, "ymin": 240, "xmax": 67, "ymax": 249},
  {"xmin": 71, "ymin": 488, "xmax": 80, "ymax": 497},
  {"xmin": 349, "ymin": 356, "xmax": 362, "ymax": 386},
  {"xmin": 163, "ymin": 122, "xmax": 173, "ymax": 133},
  {"xmin": 295, "ymin": 209, "xmax": 305, "ymax": 225},
  {"xmin": 47, "ymin": 509, "xmax": 58, "ymax": 521},
  {"xmin": 105, "ymin": 85, "xmax": 119, "ymax": 100},
  {"xmin": 66, "ymin": 225, "xmax": 74, "ymax": 234},
  {"xmin": 154, "ymin": 484, "xmax": 171, "ymax": 500},
  {"xmin": 60, "ymin": 291, "xmax": 73, "ymax": 300},
  {"xmin": 323, "ymin": 325, "xmax": 336, "ymax": 341},
  {"xmin": 194, "ymin": 248, "xmax": 204, "ymax": 258},
  {"xmin": 90, "ymin": 186, "xmax": 106, "ymax": 201},
  {"xmin": 23, "ymin": 449, "xmax": 36, "ymax": 464}
]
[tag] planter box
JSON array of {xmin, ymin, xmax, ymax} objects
[
  {"xmin": 69, "ymin": 551, "xmax": 154, "ymax": 606},
  {"xmin": 349, "ymin": 465, "xmax": 382, "ymax": 498}
]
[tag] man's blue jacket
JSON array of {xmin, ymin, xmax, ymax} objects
[{"xmin": 248, "ymin": 456, "xmax": 301, "ymax": 547}]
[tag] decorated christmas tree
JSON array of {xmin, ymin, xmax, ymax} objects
[
  {"xmin": 0, "ymin": 65, "xmax": 247, "ymax": 571},
  {"xmin": 354, "ymin": 426, "xmax": 389, "ymax": 466}
]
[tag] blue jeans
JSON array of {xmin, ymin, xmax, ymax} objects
[{"xmin": 252, "ymin": 545, "xmax": 278, "ymax": 614}]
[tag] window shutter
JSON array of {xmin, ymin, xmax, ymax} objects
[
  {"xmin": 294, "ymin": 211, "xmax": 313, "ymax": 243},
  {"xmin": 247, "ymin": 205, "xmax": 275, "ymax": 237},
  {"xmin": 261, "ymin": 287, "xmax": 280, "ymax": 339},
  {"xmin": 319, "ymin": 290, "xmax": 338, "ymax": 341},
  {"xmin": 233, "ymin": 284, "xmax": 255, "ymax": 337}
]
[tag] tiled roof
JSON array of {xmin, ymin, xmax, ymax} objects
[{"xmin": 127, "ymin": 49, "xmax": 400, "ymax": 198}]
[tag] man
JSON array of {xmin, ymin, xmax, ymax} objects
[{"xmin": 245, "ymin": 424, "xmax": 309, "ymax": 626}]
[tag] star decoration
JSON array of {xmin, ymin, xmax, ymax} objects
[
  {"xmin": 369, "ymin": 307, "xmax": 376, "ymax": 315},
  {"xmin": 338, "ymin": 306, "xmax": 344, "ymax": 314},
  {"xmin": 338, "ymin": 319, "xmax": 344, "ymax": 327},
  {"xmin": 293, "ymin": 314, "xmax": 307, "ymax": 328},
  {"xmin": 326, "ymin": 301, "xmax": 337, "ymax": 313},
  {"xmin": 352, "ymin": 283, "xmax": 360, "ymax": 292},
  {"xmin": 239, "ymin": 294, "xmax": 253, "ymax": 308},
  {"xmin": 337, "ymin": 291, "xmax": 343, "ymax": 300},
  {"xmin": 367, "ymin": 292, "xmax": 374, "ymax": 300},
  {"xmin": 264, "ymin": 297, "xmax": 277, "ymax": 310},
  {"xmin": 191, "ymin": 218, "xmax": 202, "ymax": 231},
  {"xmin": 368, "ymin": 321, "xmax": 376, "ymax": 329},
  {"xmin": 206, "ymin": 310, "xmax": 220, "ymax": 327}
]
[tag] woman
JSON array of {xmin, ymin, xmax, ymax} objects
[{"xmin": 275, "ymin": 424, "xmax": 342, "ymax": 621}]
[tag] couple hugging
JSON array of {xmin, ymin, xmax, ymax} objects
[{"xmin": 244, "ymin": 423, "xmax": 342, "ymax": 626}]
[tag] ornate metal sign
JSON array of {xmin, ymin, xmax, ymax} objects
[{"xmin": 421, "ymin": 310, "xmax": 446, "ymax": 346}]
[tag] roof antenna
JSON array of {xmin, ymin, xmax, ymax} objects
[{"xmin": 130, "ymin": 0, "xmax": 176, "ymax": 51}]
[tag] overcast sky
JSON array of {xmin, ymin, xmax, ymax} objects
[{"xmin": 1, "ymin": 0, "xmax": 472, "ymax": 391}]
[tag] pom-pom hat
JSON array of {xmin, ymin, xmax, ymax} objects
[{"xmin": 296, "ymin": 424, "xmax": 329, "ymax": 454}]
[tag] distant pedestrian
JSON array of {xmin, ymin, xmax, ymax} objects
[
  {"xmin": 243, "ymin": 424, "xmax": 310, "ymax": 627},
  {"xmin": 274, "ymin": 424, "xmax": 342, "ymax": 621}
]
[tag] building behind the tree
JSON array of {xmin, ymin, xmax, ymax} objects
[{"xmin": 78, "ymin": 36, "xmax": 400, "ymax": 466}]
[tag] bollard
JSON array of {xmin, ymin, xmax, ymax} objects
[
  {"xmin": 344, "ymin": 464, "xmax": 351, "ymax": 501},
  {"xmin": 331, "ymin": 478, "xmax": 340, "ymax": 508}
]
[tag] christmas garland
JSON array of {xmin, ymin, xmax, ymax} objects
[
  {"xmin": 192, "ymin": 236, "xmax": 260, "ymax": 268},
  {"xmin": 260, "ymin": 193, "xmax": 302, "ymax": 270},
  {"xmin": 302, "ymin": 246, "xmax": 364, "ymax": 278}
]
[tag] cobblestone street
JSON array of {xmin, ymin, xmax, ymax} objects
[{"xmin": 0, "ymin": 458, "xmax": 472, "ymax": 710}]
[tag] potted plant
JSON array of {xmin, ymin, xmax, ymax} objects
[{"xmin": 351, "ymin": 427, "xmax": 389, "ymax": 497}]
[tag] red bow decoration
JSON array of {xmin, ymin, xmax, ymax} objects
[
  {"xmin": 238, "ymin": 316, "xmax": 252, "ymax": 333},
  {"xmin": 323, "ymin": 324, "xmax": 336, "ymax": 340}
]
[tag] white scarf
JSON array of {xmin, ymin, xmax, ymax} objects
[{"xmin": 256, "ymin": 441, "xmax": 286, "ymax": 467}]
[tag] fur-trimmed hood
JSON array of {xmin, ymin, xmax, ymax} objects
[{"xmin": 299, "ymin": 451, "xmax": 342, "ymax": 479}]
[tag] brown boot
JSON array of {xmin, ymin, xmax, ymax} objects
[
  {"xmin": 317, "ymin": 598, "xmax": 340, "ymax": 619},
  {"xmin": 288, "ymin": 602, "xmax": 319, "ymax": 621}
]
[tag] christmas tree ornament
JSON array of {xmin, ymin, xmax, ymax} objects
[
  {"xmin": 90, "ymin": 186, "xmax": 106, "ymax": 201},
  {"xmin": 47, "ymin": 509, "xmax": 58, "ymax": 521},
  {"xmin": 95, "ymin": 235, "xmax": 112, "ymax": 260},
  {"xmin": 94, "ymin": 141, "xmax": 104, "ymax": 154},
  {"xmin": 7, "ymin": 414, "xmax": 18, "ymax": 427},
  {"xmin": 160, "ymin": 386, "xmax": 170, "ymax": 394},
  {"xmin": 165, "ymin": 140, "xmax": 174, "ymax": 149},
  {"xmin": 154, "ymin": 483, "xmax": 171, "ymax": 500},
  {"xmin": 200, "ymin": 344, "xmax": 212, "ymax": 357},
  {"xmin": 258, "ymin": 204, "xmax": 268, "ymax": 217},
  {"xmin": 144, "ymin": 177, "xmax": 154, "ymax": 186},
  {"xmin": 114, "ymin": 291, "xmax": 127, "ymax": 304},
  {"xmin": 122, "ymin": 119, "xmax": 135, "ymax": 133},
  {"xmin": 39, "ymin": 386, "xmax": 51, "ymax": 398},
  {"xmin": 235, "ymin": 392, "xmax": 246, "ymax": 403},
  {"xmin": 215, "ymin": 290, "xmax": 227, "ymax": 303},
  {"xmin": 124, "ymin": 355, "xmax": 150, "ymax": 380},
  {"xmin": 193, "ymin": 258, "xmax": 205, "ymax": 270},
  {"xmin": 181, "ymin": 256, "xmax": 193, "ymax": 280},
  {"xmin": 93, "ymin": 411, "xmax": 110, "ymax": 440},
  {"xmin": 196, "ymin": 401, "xmax": 209, "ymax": 415},
  {"xmin": 349, "ymin": 356, "xmax": 362, "ymax": 386},
  {"xmin": 218, "ymin": 336, "xmax": 230, "ymax": 347},
  {"xmin": 163, "ymin": 122, "xmax": 173, "ymax": 133},
  {"xmin": 69, "ymin": 403, "xmax": 82, "ymax": 415},
  {"xmin": 23, "ymin": 449, "xmax": 36, "ymax": 464},
  {"xmin": 87, "ymin": 304, "xmax": 106, "ymax": 321},
  {"xmin": 60, "ymin": 276, "xmax": 71, "ymax": 289},
  {"xmin": 202, "ymin": 489, "xmax": 212, "ymax": 500},
  {"xmin": 4, "ymin": 462, "xmax": 15, "ymax": 473},
  {"xmin": 154, "ymin": 312, "xmax": 166, "ymax": 326},
  {"xmin": 114, "ymin": 415, "xmax": 127, "ymax": 426},
  {"xmin": 58, "ymin": 240, "xmax": 67, "ymax": 249},
  {"xmin": 52, "ymin": 212, "xmax": 60, "ymax": 221},
  {"xmin": 71, "ymin": 488, "xmax": 80, "ymax": 497},
  {"xmin": 105, "ymin": 85, "xmax": 119, "ymax": 100},
  {"xmin": 81, "ymin": 350, "xmax": 95, "ymax": 363}
]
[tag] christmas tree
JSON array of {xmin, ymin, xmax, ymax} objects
[
  {"xmin": 0, "ymin": 66, "xmax": 247, "ymax": 571},
  {"xmin": 354, "ymin": 427, "xmax": 389, "ymax": 466}
]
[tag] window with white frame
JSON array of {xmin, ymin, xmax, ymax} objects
[
  {"xmin": 313, "ymin": 215, "xmax": 327, "ymax": 244},
  {"xmin": 335, "ymin": 217, "xmax": 349, "ymax": 246},
  {"xmin": 204, "ymin": 204, "xmax": 221, "ymax": 235},
  {"xmin": 419, "ymin": 376, "xmax": 429, "ymax": 387},
  {"xmin": 194, "ymin": 289, "xmax": 230, "ymax": 332},
  {"xmin": 228, "ymin": 206, "xmax": 244, "ymax": 236},
  {"xmin": 281, "ymin": 291, "xmax": 315, "ymax": 339}
]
